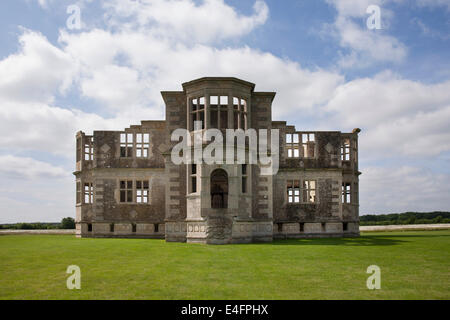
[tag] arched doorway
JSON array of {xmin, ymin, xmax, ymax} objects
[{"xmin": 210, "ymin": 169, "xmax": 228, "ymax": 209}]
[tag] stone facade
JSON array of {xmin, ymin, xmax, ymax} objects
[{"xmin": 74, "ymin": 77, "xmax": 361, "ymax": 244}]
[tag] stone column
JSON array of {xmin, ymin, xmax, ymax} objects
[
  {"xmin": 204, "ymin": 91, "xmax": 210, "ymax": 130},
  {"xmin": 228, "ymin": 93, "xmax": 233, "ymax": 129}
]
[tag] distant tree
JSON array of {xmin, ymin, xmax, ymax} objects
[
  {"xmin": 360, "ymin": 212, "xmax": 450, "ymax": 225},
  {"xmin": 18, "ymin": 223, "xmax": 33, "ymax": 230},
  {"xmin": 433, "ymin": 216, "xmax": 443, "ymax": 223},
  {"xmin": 60, "ymin": 217, "xmax": 76, "ymax": 229}
]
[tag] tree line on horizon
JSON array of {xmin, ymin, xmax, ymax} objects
[
  {"xmin": 0, "ymin": 217, "xmax": 75, "ymax": 230},
  {"xmin": 360, "ymin": 211, "xmax": 450, "ymax": 226}
]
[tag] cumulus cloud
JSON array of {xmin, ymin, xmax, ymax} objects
[
  {"xmin": 322, "ymin": 71, "xmax": 450, "ymax": 158},
  {"xmin": 59, "ymin": 29, "xmax": 344, "ymax": 120},
  {"xmin": 0, "ymin": 100, "xmax": 121, "ymax": 157},
  {"xmin": 103, "ymin": 0, "xmax": 269, "ymax": 43},
  {"xmin": 0, "ymin": 30, "xmax": 77, "ymax": 104},
  {"xmin": 325, "ymin": 0, "xmax": 407, "ymax": 68}
]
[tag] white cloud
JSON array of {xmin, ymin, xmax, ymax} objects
[
  {"xmin": 0, "ymin": 100, "xmax": 120, "ymax": 157},
  {"xmin": 35, "ymin": 0, "xmax": 50, "ymax": 8},
  {"xmin": 59, "ymin": 29, "xmax": 344, "ymax": 120},
  {"xmin": 0, "ymin": 155, "xmax": 68, "ymax": 179},
  {"xmin": 361, "ymin": 166, "xmax": 450, "ymax": 214},
  {"xmin": 325, "ymin": 0, "xmax": 407, "ymax": 68},
  {"xmin": 326, "ymin": 0, "xmax": 385, "ymax": 18},
  {"xmin": 335, "ymin": 17, "xmax": 407, "ymax": 66},
  {"xmin": 323, "ymin": 71, "xmax": 450, "ymax": 158},
  {"xmin": 0, "ymin": 30, "xmax": 77, "ymax": 104},
  {"xmin": 103, "ymin": 0, "xmax": 269, "ymax": 43}
]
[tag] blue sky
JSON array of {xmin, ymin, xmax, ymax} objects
[{"xmin": 0, "ymin": 0, "xmax": 449, "ymax": 222}]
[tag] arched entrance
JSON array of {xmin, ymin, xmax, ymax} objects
[{"xmin": 210, "ymin": 169, "xmax": 228, "ymax": 209}]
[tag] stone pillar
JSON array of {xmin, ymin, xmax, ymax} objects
[
  {"xmin": 228, "ymin": 93, "xmax": 233, "ymax": 129},
  {"xmin": 204, "ymin": 91, "xmax": 210, "ymax": 130}
]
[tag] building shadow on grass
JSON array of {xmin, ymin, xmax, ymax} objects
[
  {"xmin": 269, "ymin": 233, "xmax": 449, "ymax": 246},
  {"xmin": 272, "ymin": 235, "xmax": 422, "ymax": 246}
]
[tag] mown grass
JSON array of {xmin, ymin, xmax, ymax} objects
[{"xmin": 0, "ymin": 231, "xmax": 449, "ymax": 299}]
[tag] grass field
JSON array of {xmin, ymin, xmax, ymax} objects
[{"xmin": 0, "ymin": 230, "xmax": 449, "ymax": 300}]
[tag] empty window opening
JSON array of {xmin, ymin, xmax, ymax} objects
[
  {"xmin": 343, "ymin": 222, "xmax": 348, "ymax": 231},
  {"xmin": 136, "ymin": 133, "xmax": 150, "ymax": 158},
  {"xmin": 120, "ymin": 133, "xmax": 133, "ymax": 158},
  {"xmin": 210, "ymin": 95, "xmax": 230, "ymax": 130},
  {"xmin": 210, "ymin": 95, "xmax": 219, "ymax": 105},
  {"xmin": 286, "ymin": 133, "xmax": 300, "ymax": 158},
  {"xmin": 287, "ymin": 180, "xmax": 300, "ymax": 203},
  {"xmin": 211, "ymin": 169, "xmax": 228, "ymax": 209},
  {"xmin": 84, "ymin": 136, "xmax": 94, "ymax": 161},
  {"xmin": 233, "ymin": 97, "xmax": 247, "ymax": 130},
  {"xmin": 120, "ymin": 180, "xmax": 133, "ymax": 203},
  {"xmin": 154, "ymin": 224, "xmax": 159, "ymax": 233},
  {"xmin": 110, "ymin": 223, "xmax": 114, "ymax": 232},
  {"xmin": 277, "ymin": 223, "xmax": 283, "ymax": 232},
  {"xmin": 321, "ymin": 223, "xmax": 326, "ymax": 232},
  {"xmin": 302, "ymin": 180, "xmax": 317, "ymax": 203},
  {"xmin": 190, "ymin": 164, "xmax": 197, "ymax": 193},
  {"xmin": 300, "ymin": 223, "xmax": 304, "ymax": 232},
  {"xmin": 192, "ymin": 176, "xmax": 197, "ymax": 193},
  {"xmin": 342, "ymin": 182, "xmax": 351, "ymax": 204},
  {"xmin": 191, "ymin": 97, "xmax": 205, "ymax": 130},
  {"xmin": 210, "ymin": 96, "xmax": 219, "ymax": 128},
  {"xmin": 302, "ymin": 133, "xmax": 315, "ymax": 158},
  {"xmin": 242, "ymin": 164, "xmax": 247, "ymax": 194},
  {"xmin": 341, "ymin": 139, "xmax": 350, "ymax": 161},
  {"xmin": 132, "ymin": 223, "xmax": 137, "ymax": 233},
  {"xmin": 136, "ymin": 180, "xmax": 149, "ymax": 204},
  {"xmin": 84, "ymin": 182, "xmax": 94, "ymax": 204},
  {"xmin": 88, "ymin": 224, "xmax": 92, "ymax": 232}
]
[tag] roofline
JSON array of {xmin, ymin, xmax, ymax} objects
[{"xmin": 181, "ymin": 77, "xmax": 256, "ymax": 91}]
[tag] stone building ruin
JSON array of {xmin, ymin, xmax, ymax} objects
[{"xmin": 74, "ymin": 77, "xmax": 361, "ymax": 244}]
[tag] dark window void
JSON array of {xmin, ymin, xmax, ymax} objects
[
  {"xmin": 154, "ymin": 224, "xmax": 159, "ymax": 233},
  {"xmin": 132, "ymin": 223, "xmax": 136, "ymax": 233},
  {"xmin": 242, "ymin": 164, "xmax": 247, "ymax": 194},
  {"xmin": 300, "ymin": 223, "xmax": 304, "ymax": 232},
  {"xmin": 277, "ymin": 223, "xmax": 283, "ymax": 232},
  {"xmin": 88, "ymin": 223, "xmax": 92, "ymax": 232},
  {"xmin": 211, "ymin": 169, "xmax": 228, "ymax": 209},
  {"xmin": 343, "ymin": 222, "xmax": 348, "ymax": 231},
  {"xmin": 110, "ymin": 223, "xmax": 115, "ymax": 232}
]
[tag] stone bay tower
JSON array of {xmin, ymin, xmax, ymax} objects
[{"xmin": 74, "ymin": 77, "xmax": 361, "ymax": 244}]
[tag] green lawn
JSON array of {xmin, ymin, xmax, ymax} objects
[{"xmin": 0, "ymin": 231, "xmax": 449, "ymax": 300}]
